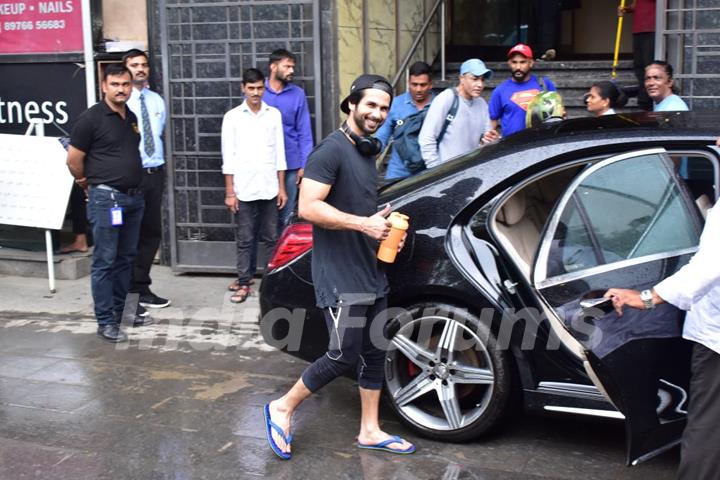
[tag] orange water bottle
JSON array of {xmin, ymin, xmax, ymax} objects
[{"xmin": 377, "ymin": 212, "xmax": 409, "ymax": 263}]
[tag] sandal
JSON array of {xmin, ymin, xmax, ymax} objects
[
  {"xmin": 59, "ymin": 245, "xmax": 89, "ymax": 254},
  {"xmin": 228, "ymin": 279, "xmax": 254, "ymax": 291},
  {"xmin": 230, "ymin": 285, "xmax": 251, "ymax": 303},
  {"xmin": 358, "ymin": 435, "xmax": 416, "ymax": 454}
]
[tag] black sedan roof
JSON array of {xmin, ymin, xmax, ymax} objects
[{"xmin": 381, "ymin": 111, "xmax": 720, "ymax": 203}]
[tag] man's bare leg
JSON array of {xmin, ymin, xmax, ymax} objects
[
  {"xmin": 356, "ymin": 387, "xmax": 414, "ymax": 450},
  {"xmin": 268, "ymin": 378, "xmax": 312, "ymax": 454}
]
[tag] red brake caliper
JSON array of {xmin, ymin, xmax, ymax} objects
[{"xmin": 407, "ymin": 361, "xmax": 420, "ymax": 377}]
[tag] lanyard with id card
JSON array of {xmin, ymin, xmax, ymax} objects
[{"xmin": 109, "ymin": 192, "xmax": 124, "ymax": 226}]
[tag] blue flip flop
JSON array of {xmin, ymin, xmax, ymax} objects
[
  {"xmin": 358, "ymin": 435, "xmax": 416, "ymax": 454},
  {"xmin": 263, "ymin": 403, "xmax": 292, "ymax": 460}
]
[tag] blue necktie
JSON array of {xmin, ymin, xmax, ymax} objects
[{"xmin": 140, "ymin": 93, "xmax": 155, "ymax": 157}]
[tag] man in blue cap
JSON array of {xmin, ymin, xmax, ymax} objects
[{"xmin": 418, "ymin": 58, "xmax": 498, "ymax": 168}]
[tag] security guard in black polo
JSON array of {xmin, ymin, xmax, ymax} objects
[{"xmin": 66, "ymin": 63, "xmax": 154, "ymax": 343}]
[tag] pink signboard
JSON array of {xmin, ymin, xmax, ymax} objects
[{"xmin": 0, "ymin": 1, "xmax": 83, "ymax": 54}]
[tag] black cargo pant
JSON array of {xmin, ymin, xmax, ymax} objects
[
  {"xmin": 677, "ymin": 342, "xmax": 720, "ymax": 480},
  {"xmin": 302, "ymin": 296, "xmax": 388, "ymax": 392},
  {"xmin": 130, "ymin": 167, "xmax": 164, "ymax": 295}
]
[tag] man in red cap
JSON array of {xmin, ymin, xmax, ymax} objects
[{"xmin": 488, "ymin": 43, "xmax": 557, "ymax": 137}]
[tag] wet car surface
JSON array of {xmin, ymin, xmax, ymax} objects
[{"xmin": 261, "ymin": 111, "xmax": 720, "ymax": 465}]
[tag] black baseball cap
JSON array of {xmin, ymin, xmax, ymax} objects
[{"xmin": 340, "ymin": 74, "xmax": 394, "ymax": 114}]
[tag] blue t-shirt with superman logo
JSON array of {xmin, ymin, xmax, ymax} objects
[{"xmin": 489, "ymin": 75, "xmax": 556, "ymax": 137}]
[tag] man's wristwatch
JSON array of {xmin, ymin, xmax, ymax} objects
[{"xmin": 640, "ymin": 289, "xmax": 655, "ymax": 310}]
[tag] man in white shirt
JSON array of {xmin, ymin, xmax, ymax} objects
[
  {"xmin": 222, "ymin": 68, "xmax": 287, "ymax": 303},
  {"xmin": 124, "ymin": 49, "xmax": 170, "ymax": 312},
  {"xmin": 605, "ymin": 194, "xmax": 719, "ymax": 480}
]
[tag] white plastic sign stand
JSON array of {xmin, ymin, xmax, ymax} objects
[
  {"xmin": 35, "ymin": 123, "xmax": 57, "ymax": 293},
  {"xmin": 0, "ymin": 122, "xmax": 74, "ymax": 293}
]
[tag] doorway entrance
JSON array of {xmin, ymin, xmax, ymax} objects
[
  {"xmin": 153, "ymin": 0, "xmax": 321, "ymax": 272},
  {"xmin": 447, "ymin": 0, "xmax": 631, "ymax": 61}
]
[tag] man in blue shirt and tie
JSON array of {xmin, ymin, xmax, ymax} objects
[
  {"xmin": 263, "ymin": 49, "xmax": 314, "ymax": 233},
  {"xmin": 124, "ymin": 49, "xmax": 171, "ymax": 312},
  {"xmin": 375, "ymin": 61, "xmax": 434, "ymax": 181}
]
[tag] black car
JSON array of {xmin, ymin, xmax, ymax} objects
[{"xmin": 259, "ymin": 112, "xmax": 719, "ymax": 466}]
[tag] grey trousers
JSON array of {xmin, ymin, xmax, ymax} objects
[{"xmin": 677, "ymin": 341, "xmax": 720, "ymax": 480}]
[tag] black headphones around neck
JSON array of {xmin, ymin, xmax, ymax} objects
[{"xmin": 341, "ymin": 122, "xmax": 382, "ymax": 157}]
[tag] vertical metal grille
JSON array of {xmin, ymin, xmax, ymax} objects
[
  {"xmin": 159, "ymin": 0, "xmax": 319, "ymax": 270},
  {"xmin": 657, "ymin": 0, "xmax": 720, "ymax": 111}
]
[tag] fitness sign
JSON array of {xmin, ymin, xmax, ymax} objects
[{"xmin": 0, "ymin": 1, "xmax": 82, "ymax": 54}]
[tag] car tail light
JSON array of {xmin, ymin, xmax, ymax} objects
[{"xmin": 267, "ymin": 222, "xmax": 313, "ymax": 271}]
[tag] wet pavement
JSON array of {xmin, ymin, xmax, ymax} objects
[{"xmin": 0, "ymin": 267, "xmax": 680, "ymax": 479}]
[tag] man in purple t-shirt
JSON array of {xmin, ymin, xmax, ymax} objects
[
  {"xmin": 488, "ymin": 43, "xmax": 557, "ymax": 137},
  {"xmin": 263, "ymin": 49, "xmax": 314, "ymax": 233}
]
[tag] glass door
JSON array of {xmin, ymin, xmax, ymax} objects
[{"xmin": 449, "ymin": 0, "xmax": 530, "ymax": 59}]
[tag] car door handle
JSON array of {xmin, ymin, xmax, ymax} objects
[
  {"xmin": 503, "ymin": 279, "xmax": 518, "ymax": 295},
  {"xmin": 580, "ymin": 297, "xmax": 613, "ymax": 310}
]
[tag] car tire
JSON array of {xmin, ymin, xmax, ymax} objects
[{"xmin": 383, "ymin": 302, "xmax": 514, "ymax": 442}]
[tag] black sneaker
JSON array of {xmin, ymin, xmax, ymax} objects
[
  {"xmin": 119, "ymin": 309, "xmax": 154, "ymax": 328},
  {"xmin": 131, "ymin": 314, "xmax": 155, "ymax": 328},
  {"xmin": 97, "ymin": 324, "xmax": 128, "ymax": 343},
  {"xmin": 139, "ymin": 292, "xmax": 171, "ymax": 309}
]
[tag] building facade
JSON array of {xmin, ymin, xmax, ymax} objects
[{"xmin": 1, "ymin": 0, "xmax": 718, "ymax": 271}]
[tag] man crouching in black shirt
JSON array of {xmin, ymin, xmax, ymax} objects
[
  {"xmin": 263, "ymin": 74, "xmax": 415, "ymax": 460},
  {"xmin": 66, "ymin": 64, "xmax": 154, "ymax": 343}
]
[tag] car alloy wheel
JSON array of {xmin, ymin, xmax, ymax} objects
[{"xmin": 384, "ymin": 303, "xmax": 514, "ymax": 441}]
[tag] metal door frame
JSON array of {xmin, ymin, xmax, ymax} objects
[
  {"xmin": 157, "ymin": 0, "xmax": 322, "ymax": 272},
  {"xmin": 656, "ymin": 0, "xmax": 720, "ymax": 110}
]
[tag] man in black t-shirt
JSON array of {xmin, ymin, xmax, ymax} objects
[
  {"xmin": 66, "ymin": 64, "xmax": 153, "ymax": 343},
  {"xmin": 263, "ymin": 75, "xmax": 416, "ymax": 460}
]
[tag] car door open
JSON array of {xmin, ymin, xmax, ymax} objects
[{"xmin": 532, "ymin": 148, "xmax": 707, "ymax": 465}]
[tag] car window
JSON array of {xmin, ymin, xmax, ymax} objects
[
  {"xmin": 546, "ymin": 153, "xmax": 701, "ymax": 277},
  {"xmin": 672, "ymin": 154, "xmax": 718, "ymax": 213}
]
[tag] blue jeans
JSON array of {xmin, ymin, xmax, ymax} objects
[
  {"xmin": 87, "ymin": 186, "xmax": 145, "ymax": 326},
  {"xmin": 278, "ymin": 168, "xmax": 299, "ymax": 235}
]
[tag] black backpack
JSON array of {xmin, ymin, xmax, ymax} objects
[{"xmin": 391, "ymin": 88, "xmax": 459, "ymax": 174}]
